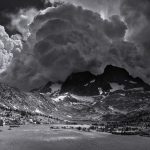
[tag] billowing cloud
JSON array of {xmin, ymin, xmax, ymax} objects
[
  {"xmin": 0, "ymin": 25, "xmax": 22, "ymax": 73},
  {"xmin": 52, "ymin": 0, "xmax": 121, "ymax": 18},
  {"xmin": 2, "ymin": 4, "xmax": 146, "ymax": 91},
  {"xmin": 103, "ymin": 15, "xmax": 127, "ymax": 40},
  {"xmin": 121, "ymin": 0, "xmax": 150, "ymax": 51},
  {"xmin": 119, "ymin": 0, "xmax": 150, "ymax": 82},
  {"xmin": 8, "ymin": 8, "xmax": 39, "ymax": 40},
  {"xmin": 0, "ymin": 0, "xmax": 52, "ymax": 35}
]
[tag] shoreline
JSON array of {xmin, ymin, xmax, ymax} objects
[
  {"xmin": 0, "ymin": 124, "xmax": 150, "ymax": 150},
  {"xmin": 0, "ymin": 124, "xmax": 146, "ymax": 137}
]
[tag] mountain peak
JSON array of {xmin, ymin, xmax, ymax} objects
[
  {"xmin": 37, "ymin": 65, "xmax": 150, "ymax": 96},
  {"xmin": 67, "ymin": 71, "xmax": 96, "ymax": 82},
  {"xmin": 60, "ymin": 71, "xmax": 97, "ymax": 96},
  {"xmin": 60, "ymin": 65, "xmax": 150, "ymax": 96},
  {"xmin": 104, "ymin": 65, "xmax": 129, "ymax": 77}
]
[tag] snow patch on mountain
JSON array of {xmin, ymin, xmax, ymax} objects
[
  {"xmin": 119, "ymin": 93, "xmax": 125, "ymax": 96},
  {"xmin": 13, "ymin": 105, "xmax": 19, "ymax": 110},
  {"xmin": 35, "ymin": 108, "xmax": 43, "ymax": 114},
  {"xmin": 0, "ymin": 102, "xmax": 9, "ymax": 109},
  {"xmin": 90, "ymin": 80, "xmax": 95, "ymax": 83},
  {"xmin": 50, "ymin": 83, "xmax": 61, "ymax": 93},
  {"xmin": 70, "ymin": 94, "xmax": 94, "ymax": 102},
  {"xmin": 84, "ymin": 83, "xmax": 88, "ymax": 87},
  {"xmin": 110, "ymin": 83, "xmax": 125, "ymax": 92},
  {"xmin": 128, "ymin": 87, "xmax": 144, "ymax": 91},
  {"xmin": 129, "ymin": 80, "xmax": 137, "ymax": 84},
  {"xmin": 108, "ymin": 106, "xmax": 127, "ymax": 114},
  {"xmin": 52, "ymin": 95, "xmax": 67, "ymax": 102},
  {"xmin": 83, "ymin": 80, "xmax": 95, "ymax": 87},
  {"xmin": 98, "ymin": 88, "xmax": 103, "ymax": 95},
  {"xmin": 67, "ymin": 115, "xmax": 72, "ymax": 118}
]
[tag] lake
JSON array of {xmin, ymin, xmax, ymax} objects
[{"xmin": 0, "ymin": 125, "xmax": 150, "ymax": 150}]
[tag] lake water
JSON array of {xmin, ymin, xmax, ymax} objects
[{"xmin": 0, "ymin": 125, "xmax": 150, "ymax": 150}]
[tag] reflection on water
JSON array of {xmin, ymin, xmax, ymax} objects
[{"xmin": 42, "ymin": 136, "xmax": 80, "ymax": 142}]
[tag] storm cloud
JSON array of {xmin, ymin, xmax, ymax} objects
[
  {"xmin": 1, "ymin": 4, "xmax": 146, "ymax": 90},
  {"xmin": 55, "ymin": 0, "xmax": 121, "ymax": 17},
  {"xmin": 0, "ymin": 0, "xmax": 52, "ymax": 35},
  {"xmin": 121, "ymin": 0, "xmax": 150, "ymax": 50}
]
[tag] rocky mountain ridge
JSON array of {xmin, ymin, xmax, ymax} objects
[
  {"xmin": 0, "ymin": 65, "xmax": 150, "ymax": 125},
  {"xmin": 60, "ymin": 65, "xmax": 150, "ymax": 96}
]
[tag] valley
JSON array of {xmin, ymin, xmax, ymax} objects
[{"xmin": 0, "ymin": 65, "xmax": 150, "ymax": 137}]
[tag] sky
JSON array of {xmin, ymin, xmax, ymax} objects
[{"xmin": 0, "ymin": 0, "xmax": 150, "ymax": 90}]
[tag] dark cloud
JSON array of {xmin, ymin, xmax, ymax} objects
[
  {"xmin": 61, "ymin": 0, "xmax": 121, "ymax": 17},
  {"xmin": 119, "ymin": 0, "xmax": 150, "ymax": 82},
  {"xmin": 121, "ymin": 0, "xmax": 150, "ymax": 52},
  {"xmin": 103, "ymin": 15, "xmax": 127, "ymax": 40},
  {"xmin": 2, "ymin": 4, "xmax": 146, "ymax": 91},
  {"xmin": 0, "ymin": 0, "xmax": 52, "ymax": 35},
  {"xmin": 1, "ymin": 1, "xmax": 150, "ymax": 90}
]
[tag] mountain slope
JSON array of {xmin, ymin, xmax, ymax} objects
[
  {"xmin": 0, "ymin": 82, "xmax": 56, "ymax": 115},
  {"xmin": 36, "ymin": 65, "xmax": 150, "ymax": 124},
  {"xmin": 1, "ymin": 65, "xmax": 150, "ymax": 125}
]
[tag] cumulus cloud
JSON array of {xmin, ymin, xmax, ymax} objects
[
  {"xmin": 53, "ymin": 0, "xmax": 121, "ymax": 18},
  {"xmin": 0, "ymin": 0, "xmax": 52, "ymax": 35},
  {"xmin": 0, "ymin": 1, "xmax": 52, "ymax": 75},
  {"xmin": 0, "ymin": 25, "xmax": 22, "ymax": 73},
  {"xmin": 8, "ymin": 8, "xmax": 39, "ymax": 40},
  {"xmin": 103, "ymin": 15, "xmax": 127, "ymax": 40},
  {"xmin": 2, "ymin": 4, "xmax": 147, "ymax": 90}
]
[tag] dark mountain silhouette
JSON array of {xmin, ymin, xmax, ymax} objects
[{"xmin": 60, "ymin": 65, "xmax": 150, "ymax": 96}]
